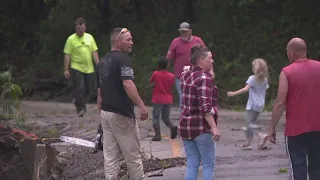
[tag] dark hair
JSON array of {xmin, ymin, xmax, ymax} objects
[
  {"xmin": 190, "ymin": 44, "xmax": 210, "ymax": 65},
  {"xmin": 158, "ymin": 57, "xmax": 168, "ymax": 70},
  {"xmin": 74, "ymin": 17, "xmax": 87, "ymax": 26}
]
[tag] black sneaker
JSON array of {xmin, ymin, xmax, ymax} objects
[
  {"xmin": 170, "ymin": 126, "xmax": 178, "ymax": 139},
  {"xmin": 151, "ymin": 135, "xmax": 161, "ymax": 141},
  {"xmin": 72, "ymin": 99, "xmax": 81, "ymax": 113}
]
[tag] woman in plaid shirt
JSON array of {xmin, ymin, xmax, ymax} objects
[{"xmin": 179, "ymin": 45, "xmax": 220, "ymax": 180}]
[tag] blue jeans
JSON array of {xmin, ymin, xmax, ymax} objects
[
  {"xmin": 183, "ymin": 133, "xmax": 216, "ymax": 180},
  {"xmin": 175, "ymin": 78, "xmax": 182, "ymax": 112}
]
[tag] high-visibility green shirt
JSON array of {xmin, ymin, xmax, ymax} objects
[{"xmin": 63, "ymin": 33, "xmax": 98, "ymax": 74}]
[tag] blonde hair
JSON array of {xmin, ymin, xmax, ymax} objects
[{"xmin": 252, "ymin": 58, "xmax": 268, "ymax": 82}]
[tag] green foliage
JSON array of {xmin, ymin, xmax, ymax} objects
[
  {"xmin": 0, "ymin": 71, "xmax": 23, "ymax": 121},
  {"xmin": 13, "ymin": 114, "xmax": 31, "ymax": 131},
  {"xmin": 1, "ymin": 0, "xmax": 320, "ymax": 109},
  {"xmin": 278, "ymin": 168, "xmax": 288, "ymax": 173}
]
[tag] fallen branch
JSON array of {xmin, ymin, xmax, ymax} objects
[{"xmin": 0, "ymin": 123, "xmax": 38, "ymax": 139}]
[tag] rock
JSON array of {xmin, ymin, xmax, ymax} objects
[
  {"xmin": 57, "ymin": 151, "xmax": 71, "ymax": 160},
  {"xmin": 56, "ymin": 155, "xmax": 70, "ymax": 165},
  {"xmin": 51, "ymin": 167, "xmax": 64, "ymax": 180}
]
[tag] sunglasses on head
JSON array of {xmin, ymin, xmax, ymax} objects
[{"xmin": 116, "ymin": 28, "xmax": 129, "ymax": 39}]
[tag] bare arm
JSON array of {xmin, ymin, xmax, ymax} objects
[
  {"xmin": 228, "ymin": 84, "xmax": 250, "ymax": 97},
  {"xmin": 64, "ymin": 54, "xmax": 71, "ymax": 71},
  {"xmin": 147, "ymin": 83, "xmax": 155, "ymax": 89},
  {"xmin": 120, "ymin": 55, "xmax": 148, "ymax": 120},
  {"xmin": 123, "ymin": 80, "xmax": 145, "ymax": 108},
  {"xmin": 166, "ymin": 40, "xmax": 176, "ymax": 68},
  {"xmin": 92, "ymin": 51, "xmax": 100, "ymax": 65},
  {"xmin": 63, "ymin": 54, "xmax": 71, "ymax": 79},
  {"xmin": 97, "ymin": 88, "xmax": 102, "ymax": 112},
  {"xmin": 269, "ymin": 71, "xmax": 288, "ymax": 129},
  {"xmin": 96, "ymin": 68, "xmax": 102, "ymax": 112},
  {"xmin": 97, "ymin": 88, "xmax": 101, "ymax": 97},
  {"xmin": 167, "ymin": 59, "xmax": 175, "ymax": 68},
  {"xmin": 149, "ymin": 72, "xmax": 155, "ymax": 87},
  {"xmin": 205, "ymin": 114, "xmax": 218, "ymax": 129},
  {"xmin": 204, "ymin": 104, "xmax": 220, "ymax": 141}
]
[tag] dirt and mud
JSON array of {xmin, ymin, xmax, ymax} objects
[
  {"xmin": 0, "ymin": 142, "xmax": 31, "ymax": 180},
  {"xmin": 0, "ymin": 101, "xmax": 189, "ymax": 180}
]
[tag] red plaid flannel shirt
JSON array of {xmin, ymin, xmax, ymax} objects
[{"xmin": 178, "ymin": 66, "xmax": 219, "ymax": 139}]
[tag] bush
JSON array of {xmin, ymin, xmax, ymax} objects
[{"xmin": 0, "ymin": 71, "xmax": 23, "ymax": 121}]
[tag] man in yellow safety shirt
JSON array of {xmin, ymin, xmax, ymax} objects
[{"xmin": 63, "ymin": 17, "xmax": 100, "ymax": 116}]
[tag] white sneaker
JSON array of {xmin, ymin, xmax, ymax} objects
[
  {"xmin": 79, "ymin": 109, "xmax": 85, "ymax": 117},
  {"xmin": 248, "ymin": 124, "xmax": 261, "ymax": 129},
  {"xmin": 242, "ymin": 126, "xmax": 248, "ymax": 131},
  {"xmin": 242, "ymin": 124, "xmax": 261, "ymax": 131},
  {"xmin": 241, "ymin": 144, "xmax": 252, "ymax": 150}
]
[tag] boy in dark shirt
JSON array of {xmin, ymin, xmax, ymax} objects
[{"xmin": 149, "ymin": 57, "xmax": 177, "ymax": 141}]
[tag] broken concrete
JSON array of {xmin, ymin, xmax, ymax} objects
[{"xmin": 0, "ymin": 124, "xmax": 70, "ymax": 180}]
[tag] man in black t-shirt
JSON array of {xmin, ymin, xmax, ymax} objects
[{"xmin": 97, "ymin": 27, "xmax": 148, "ymax": 180}]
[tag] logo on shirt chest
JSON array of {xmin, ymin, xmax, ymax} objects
[{"xmin": 75, "ymin": 41, "xmax": 90, "ymax": 49}]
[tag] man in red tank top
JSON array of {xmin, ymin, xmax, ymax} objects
[{"xmin": 268, "ymin": 37, "xmax": 320, "ymax": 180}]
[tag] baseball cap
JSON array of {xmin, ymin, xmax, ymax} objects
[{"xmin": 178, "ymin": 22, "xmax": 191, "ymax": 31}]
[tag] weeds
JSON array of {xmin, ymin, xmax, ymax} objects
[
  {"xmin": 46, "ymin": 128, "xmax": 58, "ymax": 138},
  {"xmin": 0, "ymin": 71, "xmax": 22, "ymax": 124},
  {"xmin": 278, "ymin": 168, "xmax": 288, "ymax": 173}
]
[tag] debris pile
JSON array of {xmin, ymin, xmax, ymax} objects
[{"xmin": 0, "ymin": 124, "xmax": 70, "ymax": 180}]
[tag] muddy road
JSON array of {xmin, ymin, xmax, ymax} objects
[{"xmin": 10, "ymin": 101, "xmax": 289, "ymax": 180}]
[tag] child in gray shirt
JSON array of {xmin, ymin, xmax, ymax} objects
[{"xmin": 227, "ymin": 58, "xmax": 269, "ymax": 150}]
